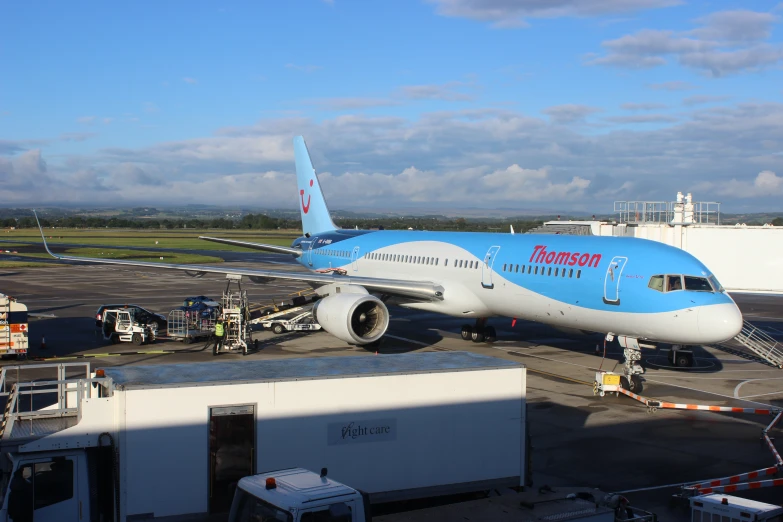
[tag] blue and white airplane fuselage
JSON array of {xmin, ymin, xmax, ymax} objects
[{"xmin": 292, "ymin": 229, "xmax": 741, "ymax": 346}]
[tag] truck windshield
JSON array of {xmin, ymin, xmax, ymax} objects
[{"xmin": 228, "ymin": 487, "xmax": 293, "ymax": 522}]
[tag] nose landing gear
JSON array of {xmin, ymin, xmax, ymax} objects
[
  {"xmin": 613, "ymin": 334, "xmax": 646, "ymax": 394},
  {"xmin": 460, "ymin": 319, "xmax": 497, "ymax": 343}
]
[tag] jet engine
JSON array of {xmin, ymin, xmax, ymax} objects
[{"xmin": 312, "ymin": 293, "xmax": 389, "ymax": 345}]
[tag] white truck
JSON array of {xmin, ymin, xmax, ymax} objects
[
  {"xmin": 0, "ymin": 351, "xmax": 528, "ymax": 522},
  {"xmin": 230, "ymin": 468, "xmax": 621, "ymax": 522},
  {"xmin": 0, "ymin": 294, "xmax": 28, "ymax": 359}
]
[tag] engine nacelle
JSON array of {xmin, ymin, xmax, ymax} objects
[{"xmin": 312, "ymin": 293, "xmax": 389, "ymax": 345}]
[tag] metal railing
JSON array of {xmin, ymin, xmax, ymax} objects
[
  {"xmin": 0, "ymin": 363, "xmax": 113, "ymax": 440},
  {"xmin": 734, "ymin": 321, "xmax": 783, "ymax": 368}
]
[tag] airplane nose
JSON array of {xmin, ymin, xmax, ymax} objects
[{"xmin": 698, "ymin": 303, "xmax": 743, "ymax": 343}]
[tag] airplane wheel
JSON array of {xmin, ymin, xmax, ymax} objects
[
  {"xmin": 629, "ymin": 375, "xmax": 644, "ymax": 394},
  {"xmin": 461, "ymin": 324, "xmax": 473, "ymax": 341},
  {"xmin": 484, "ymin": 326, "xmax": 497, "ymax": 343},
  {"xmin": 675, "ymin": 353, "xmax": 692, "ymax": 368},
  {"xmin": 471, "ymin": 329, "xmax": 485, "ymax": 343}
]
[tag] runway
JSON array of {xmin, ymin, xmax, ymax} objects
[{"xmin": 1, "ymin": 261, "xmax": 782, "ymax": 518}]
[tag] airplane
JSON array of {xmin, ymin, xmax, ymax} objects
[{"xmin": 35, "ymin": 136, "xmax": 744, "ymax": 393}]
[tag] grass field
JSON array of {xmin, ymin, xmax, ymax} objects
[
  {"xmin": 0, "ymin": 261, "xmax": 57, "ymax": 268},
  {"xmin": 0, "ymin": 229, "xmax": 300, "ymax": 252}
]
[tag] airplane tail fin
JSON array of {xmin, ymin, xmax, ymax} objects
[{"xmin": 293, "ymin": 136, "xmax": 337, "ymax": 236}]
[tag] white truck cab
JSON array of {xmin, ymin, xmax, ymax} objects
[{"xmin": 229, "ymin": 468, "xmax": 367, "ymax": 522}]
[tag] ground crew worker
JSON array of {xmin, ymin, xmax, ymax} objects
[{"xmin": 214, "ymin": 320, "xmax": 225, "ymax": 355}]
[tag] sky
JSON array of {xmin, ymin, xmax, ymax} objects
[{"xmin": 1, "ymin": 0, "xmax": 783, "ymax": 214}]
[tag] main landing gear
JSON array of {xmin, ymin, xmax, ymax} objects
[
  {"xmin": 613, "ymin": 334, "xmax": 645, "ymax": 394},
  {"xmin": 460, "ymin": 319, "xmax": 496, "ymax": 343}
]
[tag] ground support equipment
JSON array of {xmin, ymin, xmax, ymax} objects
[{"xmin": 595, "ymin": 370, "xmax": 783, "ymax": 499}]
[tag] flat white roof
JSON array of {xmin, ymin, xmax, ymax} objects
[
  {"xmin": 695, "ymin": 493, "xmax": 783, "ymax": 513},
  {"xmin": 102, "ymin": 351, "xmax": 522, "ymax": 390}
]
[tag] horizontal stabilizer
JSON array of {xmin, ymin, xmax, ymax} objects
[{"xmin": 199, "ymin": 236, "xmax": 302, "ymax": 257}]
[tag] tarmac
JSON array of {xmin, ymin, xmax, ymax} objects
[{"xmin": 2, "ymin": 259, "xmax": 783, "ymax": 520}]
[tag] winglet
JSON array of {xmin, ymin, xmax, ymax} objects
[{"xmin": 33, "ymin": 210, "xmax": 60, "ymax": 259}]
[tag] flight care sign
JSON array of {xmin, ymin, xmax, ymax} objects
[{"xmin": 327, "ymin": 418, "xmax": 397, "ymax": 445}]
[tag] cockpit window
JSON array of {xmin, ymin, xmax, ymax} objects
[
  {"xmin": 684, "ymin": 276, "xmax": 713, "ymax": 292},
  {"xmin": 666, "ymin": 275, "xmax": 683, "ymax": 292},
  {"xmin": 708, "ymin": 275, "xmax": 725, "ymax": 293},
  {"xmin": 648, "ymin": 275, "xmax": 664, "ymax": 292}
]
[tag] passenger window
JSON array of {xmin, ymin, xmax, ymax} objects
[
  {"xmin": 527, "ymin": 266, "xmax": 531, "ymax": 274},
  {"xmin": 576, "ymin": 270, "xmax": 581, "ymax": 278},
  {"xmin": 534, "ymin": 266, "xmax": 538, "ymax": 275},
  {"xmin": 648, "ymin": 275, "xmax": 664, "ymax": 292},
  {"xmin": 684, "ymin": 276, "xmax": 713, "ymax": 292},
  {"xmin": 503, "ymin": 263, "xmax": 507, "ymax": 271},
  {"xmin": 548, "ymin": 267, "xmax": 552, "ymax": 276},
  {"xmin": 666, "ymin": 275, "xmax": 683, "ymax": 291},
  {"xmin": 554, "ymin": 268, "xmax": 559, "ymax": 276},
  {"xmin": 569, "ymin": 268, "xmax": 573, "ymax": 277},
  {"xmin": 435, "ymin": 259, "xmax": 439, "ymax": 266},
  {"xmin": 445, "ymin": 259, "xmax": 448, "ymax": 266}
]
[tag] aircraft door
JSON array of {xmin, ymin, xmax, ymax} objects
[
  {"xmin": 306, "ymin": 238, "xmax": 316, "ymax": 267},
  {"xmin": 603, "ymin": 256, "xmax": 627, "ymax": 305},
  {"xmin": 481, "ymin": 246, "xmax": 501, "ymax": 289},
  {"xmin": 351, "ymin": 246, "xmax": 360, "ymax": 272}
]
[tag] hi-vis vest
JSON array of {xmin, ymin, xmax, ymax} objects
[{"xmin": 215, "ymin": 323, "xmax": 224, "ymax": 337}]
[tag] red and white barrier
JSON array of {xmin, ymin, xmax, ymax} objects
[
  {"xmin": 697, "ymin": 478, "xmax": 783, "ymax": 494},
  {"xmin": 686, "ymin": 466, "xmax": 779, "ymax": 490}
]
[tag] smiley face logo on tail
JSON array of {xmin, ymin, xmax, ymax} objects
[{"xmin": 300, "ymin": 179, "xmax": 314, "ymax": 214}]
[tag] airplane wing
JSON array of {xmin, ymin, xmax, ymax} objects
[
  {"xmin": 34, "ymin": 214, "xmax": 443, "ymax": 301},
  {"xmin": 198, "ymin": 236, "xmax": 303, "ymax": 257}
]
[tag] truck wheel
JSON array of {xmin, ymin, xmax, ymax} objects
[
  {"xmin": 272, "ymin": 324, "xmax": 285, "ymax": 335},
  {"xmin": 132, "ymin": 333, "xmax": 143, "ymax": 346},
  {"xmin": 183, "ymin": 337, "xmax": 192, "ymax": 345}
]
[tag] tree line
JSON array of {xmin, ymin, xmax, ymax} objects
[{"xmin": 3, "ymin": 213, "xmax": 547, "ymax": 233}]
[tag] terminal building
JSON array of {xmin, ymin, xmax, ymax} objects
[{"xmin": 530, "ymin": 192, "xmax": 783, "ymax": 295}]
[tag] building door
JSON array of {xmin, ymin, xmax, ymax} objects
[
  {"xmin": 209, "ymin": 405, "xmax": 255, "ymax": 514},
  {"xmin": 481, "ymin": 246, "xmax": 501, "ymax": 289},
  {"xmin": 351, "ymin": 246, "xmax": 360, "ymax": 272},
  {"xmin": 603, "ymin": 256, "xmax": 627, "ymax": 305}
]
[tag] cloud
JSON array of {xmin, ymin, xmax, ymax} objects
[
  {"xmin": 542, "ymin": 104, "xmax": 602, "ymax": 124},
  {"xmin": 285, "ymin": 63, "xmax": 322, "ymax": 73},
  {"xmin": 647, "ymin": 81, "xmax": 696, "ymax": 91},
  {"xmin": 144, "ymin": 102, "xmax": 159, "ymax": 113},
  {"xmin": 9, "ymin": 101, "xmax": 783, "ymax": 211},
  {"xmin": 103, "ymin": 117, "xmax": 113, "ymax": 124},
  {"xmin": 621, "ymin": 102, "xmax": 668, "ymax": 110},
  {"xmin": 306, "ymin": 97, "xmax": 399, "ymax": 110},
  {"xmin": 682, "ymin": 95, "xmax": 730, "ymax": 106},
  {"xmin": 77, "ymin": 116, "xmax": 96, "ymax": 125},
  {"xmin": 589, "ymin": 9, "xmax": 783, "ymax": 76},
  {"xmin": 303, "ymin": 81, "xmax": 477, "ymax": 111},
  {"xmin": 60, "ymin": 132, "xmax": 97, "ymax": 142},
  {"xmin": 695, "ymin": 170, "xmax": 783, "ymax": 198},
  {"xmin": 396, "ymin": 82, "xmax": 475, "ymax": 102},
  {"xmin": 183, "ymin": 77, "xmax": 198, "ymax": 84},
  {"xmin": 427, "ymin": 0, "xmax": 680, "ymax": 28},
  {"xmin": 604, "ymin": 114, "xmax": 679, "ymax": 123},
  {"xmin": 691, "ymin": 10, "xmax": 778, "ymax": 43},
  {"xmin": 0, "ymin": 140, "xmax": 28, "ymax": 155}
]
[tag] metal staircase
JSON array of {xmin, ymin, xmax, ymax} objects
[{"xmin": 733, "ymin": 321, "xmax": 783, "ymax": 368}]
